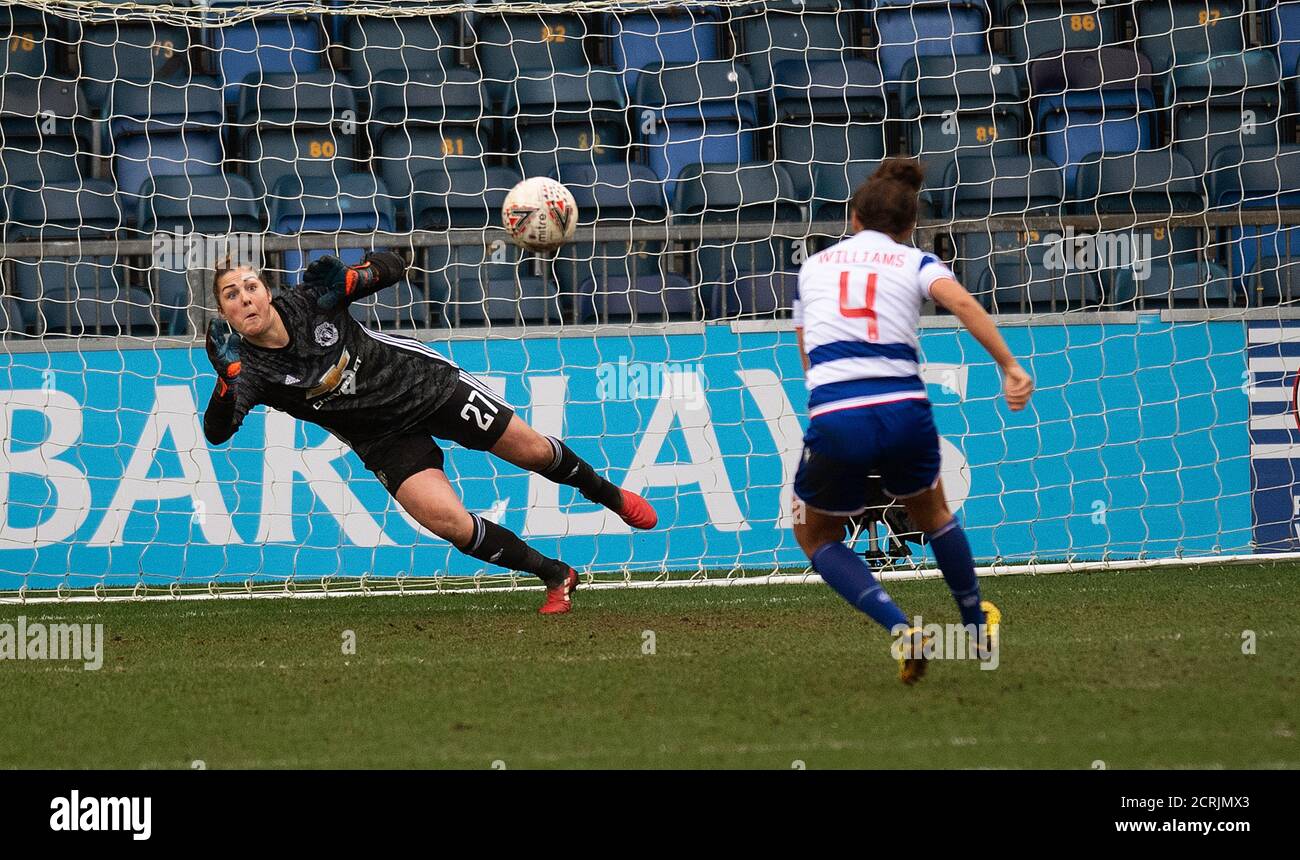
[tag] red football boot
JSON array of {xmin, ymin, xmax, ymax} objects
[
  {"xmin": 538, "ymin": 568, "xmax": 579, "ymax": 615},
  {"xmin": 618, "ymin": 488, "xmax": 658, "ymax": 530}
]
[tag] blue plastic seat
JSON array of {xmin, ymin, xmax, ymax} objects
[
  {"xmin": 732, "ymin": 0, "xmax": 857, "ymax": 97},
  {"xmin": 1247, "ymin": 256, "xmax": 1300, "ymax": 305},
  {"xmin": 77, "ymin": 0, "xmax": 197, "ymax": 104},
  {"xmin": 1031, "ymin": 48, "xmax": 1156, "ymax": 192},
  {"xmin": 506, "ymin": 68, "xmax": 628, "ymax": 179},
  {"xmin": 1269, "ymin": 0, "xmax": 1300, "ymax": 91},
  {"xmin": 810, "ymin": 159, "xmax": 882, "ymax": 226},
  {"xmin": 551, "ymin": 162, "xmax": 670, "ymax": 310},
  {"xmin": 5, "ymin": 179, "xmax": 153, "ymax": 336},
  {"xmin": 1168, "ymin": 50, "xmax": 1282, "ymax": 180},
  {"xmin": 370, "ymin": 68, "xmax": 490, "ymax": 212},
  {"xmin": 1113, "ymin": 261, "xmax": 1239, "ymax": 309},
  {"xmin": 0, "ymin": 78, "xmax": 90, "ymax": 193},
  {"xmin": 469, "ymin": 9, "xmax": 589, "ymax": 104},
  {"xmin": 946, "ymin": 154, "xmax": 1064, "ymax": 299},
  {"xmin": 1135, "ymin": 0, "xmax": 1246, "ymax": 78},
  {"xmin": 138, "ymin": 172, "xmax": 263, "ymax": 335},
  {"xmin": 0, "ymin": 6, "xmax": 57, "ymax": 78},
  {"xmin": 873, "ymin": 0, "xmax": 991, "ymax": 89},
  {"xmin": 410, "ymin": 166, "xmax": 554, "ymax": 326},
  {"xmin": 579, "ymin": 274, "xmax": 697, "ymax": 323},
  {"xmin": 672, "ymin": 161, "xmax": 801, "ymax": 319},
  {"xmin": 107, "ymin": 77, "xmax": 224, "ymax": 219},
  {"xmin": 341, "ymin": 13, "xmax": 460, "ymax": 89},
  {"xmin": 1208, "ymin": 142, "xmax": 1300, "ymax": 284},
  {"xmin": 607, "ymin": 6, "xmax": 722, "ymax": 96},
  {"xmin": 267, "ymin": 173, "xmax": 397, "ymax": 287},
  {"xmin": 633, "ymin": 61, "xmax": 760, "ymax": 201},
  {"xmin": 207, "ymin": 1, "xmax": 324, "ymax": 104},
  {"xmin": 978, "ymin": 261, "xmax": 1101, "ymax": 313},
  {"xmin": 235, "ymin": 70, "xmax": 359, "ymax": 198},
  {"xmin": 773, "ymin": 58, "xmax": 887, "ymax": 201},
  {"xmin": 903, "ymin": 53, "xmax": 1026, "ymax": 212},
  {"xmin": 1001, "ymin": 1, "xmax": 1118, "ymax": 67}
]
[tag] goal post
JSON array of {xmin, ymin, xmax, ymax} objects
[{"xmin": 0, "ymin": 0, "xmax": 1297, "ymax": 600}]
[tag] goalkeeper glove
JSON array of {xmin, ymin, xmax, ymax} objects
[
  {"xmin": 306, "ymin": 252, "xmax": 407, "ymax": 311},
  {"xmin": 206, "ymin": 319, "xmax": 241, "ymax": 398}
]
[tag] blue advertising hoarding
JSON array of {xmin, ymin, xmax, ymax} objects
[{"xmin": 0, "ymin": 318, "xmax": 1259, "ymax": 589}]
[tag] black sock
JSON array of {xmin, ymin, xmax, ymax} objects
[
  {"xmin": 456, "ymin": 514, "xmax": 569, "ymax": 586},
  {"xmin": 538, "ymin": 436, "xmax": 623, "ymax": 511}
]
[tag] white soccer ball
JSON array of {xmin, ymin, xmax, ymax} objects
[{"xmin": 502, "ymin": 177, "xmax": 578, "ymax": 252}]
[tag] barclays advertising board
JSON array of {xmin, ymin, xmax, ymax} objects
[{"xmin": 0, "ymin": 319, "xmax": 1257, "ymax": 589}]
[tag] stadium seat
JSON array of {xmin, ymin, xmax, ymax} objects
[
  {"xmin": 469, "ymin": 8, "xmax": 589, "ymax": 104},
  {"xmin": 1000, "ymin": 1, "xmax": 1119, "ymax": 68},
  {"xmin": 77, "ymin": 0, "xmax": 197, "ymax": 105},
  {"xmin": 369, "ymin": 68, "xmax": 491, "ymax": 213},
  {"xmin": 0, "ymin": 296, "xmax": 24, "ymax": 338},
  {"xmin": 340, "ymin": 13, "xmax": 461, "ymax": 89},
  {"xmin": 0, "ymin": 77, "xmax": 91, "ymax": 193},
  {"xmin": 137, "ymin": 172, "xmax": 263, "ymax": 335},
  {"xmin": 411, "ymin": 165, "xmax": 558, "ymax": 327},
  {"xmin": 1134, "ymin": 0, "xmax": 1247, "ymax": 78},
  {"xmin": 579, "ymin": 274, "xmax": 697, "ymax": 323},
  {"xmin": 672, "ymin": 161, "xmax": 801, "ymax": 319},
  {"xmin": 901, "ymin": 53, "xmax": 1026, "ymax": 214},
  {"xmin": 267, "ymin": 172, "xmax": 397, "ymax": 285},
  {"xmin": 107, "ymin": 77, "xmax": 224, "ymax": 219},
  {"xmin": 772, "ymin": 58, "xmax": 887, "ymax": 202},
  {"xmin": 810, "ymin": 158, "xmax": 882, "ymax": 230},
  {"xmin": 1208, "ymin": 142, "xmax": 1300, "ymax": 284},
  {"xmin": 506, "ymin": 68, "xmax": 628, "ymax": 179},
  {"xmin": 1269, "ymin": 0, "xmax": 1300, "ymax": 93},
  {"xmin": 234, "ymin": 70, "xmax": 359, "ymax": 199},
  {"xmin": 731, "ymin": 0, "xmax": 857, "ymax": 99},
  {"xmin": 0, "ymin": 6, "xmax": 58, "ymax": 78},
  {"xmin": 632, "ymin": 61, "xmax": 760, "ymax": 200},
  {"xmin": 550, "ymin": 162, "xmax": 671, "ymax": 314},
  {"xmin": 5, "ymin": 180, "xmax": 154, "ymax": 337},
  {"xmin": 978, "ymin": 261, "xmax": 1102, "ymax": 313},
  {"xmin": 1112, "ymin": 261, "xmax": 1239, "ymax": 309},
  {"xmin": 873, "ymin": 0, "xmax": 991, "ymax": 90},
  {"xmin": 946, "ymin": 153, "xmax": 1064, "ymax": 300},
  {"xmin": 606, "ymin": 6, "xmax": 723, "ymax": 96},
  {"xmin": 1168, "ymin": 50, "xmax": 1282, "ymax": 179},
  {"xmin": 1247, "ymin": 256, "xmax": 1300, "ymax": 305},
  {"xmin": 206, "ymin": 1, "xmax": 325, "ymax": 104},
  {"xmin": 1030, "ymin": 48, "xmax": 1156, "ymax": 192},
  {"xmin": 1070, "ymin": 149, "xmax": 1206, "ymax": 295},
  {"xmin": 1071, "ymin": 149, "xmax": 1204, "ymax": 212}
]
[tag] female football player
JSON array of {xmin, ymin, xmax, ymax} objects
[
  {"xmin": 203, "ymin": 253, "xmax": 658, "ymax": 614},
  {"xmin": 791, "ymin": 158, "xmax": 1034, "ymax": 683}
]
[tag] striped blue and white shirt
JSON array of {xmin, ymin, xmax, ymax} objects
[{"xmin": 793, "ymin": 230, "xmax": 955, "ymax": 419}]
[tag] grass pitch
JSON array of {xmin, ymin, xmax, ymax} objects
[{"xmin": 1, "ymin": 564, "xmax": 1296, "ymax": 769}]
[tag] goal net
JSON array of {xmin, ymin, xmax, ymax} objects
[{"xmin": 0, "ymin": 0, "xmax": 1297, "ymax": 600}]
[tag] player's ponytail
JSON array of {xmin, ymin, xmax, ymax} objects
[{"xmin": 850, "ymin": 157, "xmax": 925, "ymax": 238}]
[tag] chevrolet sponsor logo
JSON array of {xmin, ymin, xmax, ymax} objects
[{"xmin": 307, "ymin": 348, "xmax": 351, "ymax": 399}]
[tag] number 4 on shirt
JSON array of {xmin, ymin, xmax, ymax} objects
[{"xmin": 839, "ymin": 270, "xmax": 878, "ymax": 341}]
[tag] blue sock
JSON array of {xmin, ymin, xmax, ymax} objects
[
  {"xmin": 926, "ymin": 518, "xmax": 985, "ymax": 628},
  {"xmin": 811, "ymin": 542, "xmax": 910, "ymax": 632}
]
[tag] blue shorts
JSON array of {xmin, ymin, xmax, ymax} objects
[{"xmin": 793, "ymin": 398, "xmax": 941, "ymax": 515}]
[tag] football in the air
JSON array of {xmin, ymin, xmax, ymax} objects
[{"xmin": 501, "ymin": 177, "xmax": 578, "ymax": 252}]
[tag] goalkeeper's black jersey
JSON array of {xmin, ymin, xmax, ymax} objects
[{"xmin": 208, "ymin": 284, "xmax": 460, "ymax": 448}]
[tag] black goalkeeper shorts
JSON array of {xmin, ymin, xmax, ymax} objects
[{"xmin": 354, "ymin": 372, "xmax": 514, "ymax": 496}]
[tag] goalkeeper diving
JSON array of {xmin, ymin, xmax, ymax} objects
[
  {"xmin": 202, "ymin": 253, "xmax": 658, "ymax": 614},
  {"xmin": 791, "ymin": 158, "xmax": 1034, "ymax": 684}
]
